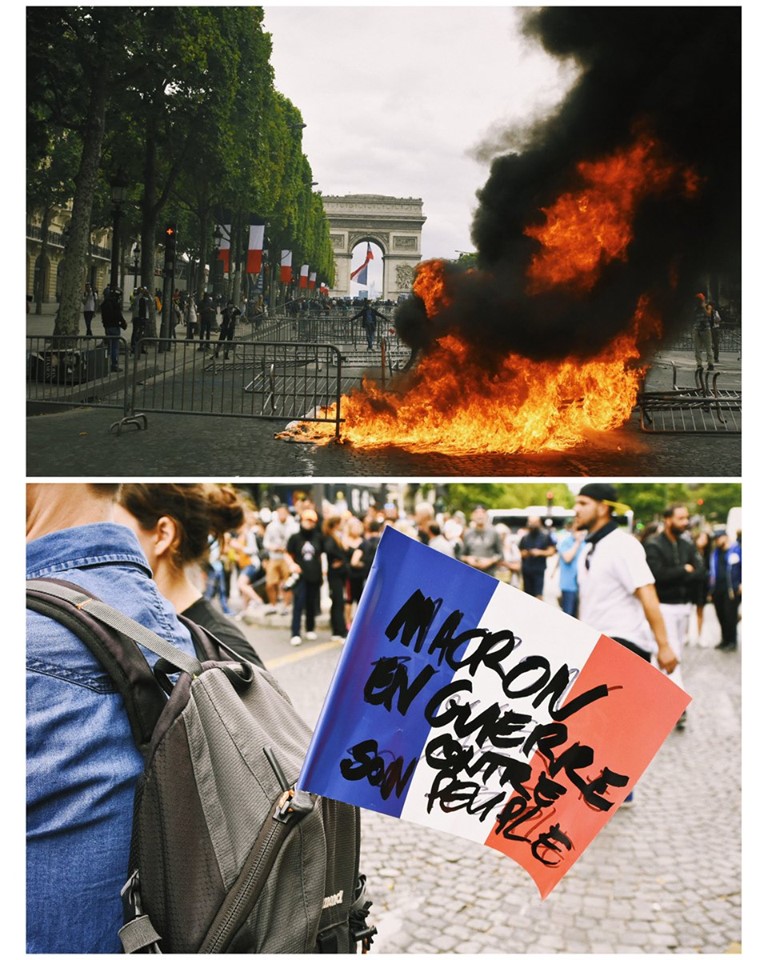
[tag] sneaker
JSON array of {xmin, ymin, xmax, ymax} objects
[
  {"xmin": 305, "ymin": 631, "xmax": 318, "ymax": 641},
  {"xmin": 290, "ymin": 635, "xmax": 303, "ymax": 646},
  {"xmin": 332, "ymin": 635, "xmax": 347, "ymax": 644},
  {"xmin": 707, "ymin": 363, "xmax": 715, "ymax": 371},
  {"xmin": 676, "ymin": 710, "xmax": 688, "ymax": 730}
]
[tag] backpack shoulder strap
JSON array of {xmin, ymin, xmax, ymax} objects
[{"xmin": 26, "ymin": 578, "xmax": 203, "ymax": 754}]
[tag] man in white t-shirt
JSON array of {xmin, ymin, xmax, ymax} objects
[{"xmin": 574, "ymin": 483, "xmax": 677, "ymax": 673}]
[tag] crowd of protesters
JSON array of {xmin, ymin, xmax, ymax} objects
[{"xmin": 194, "ymin": 491, "xmax": 740, "ymax": 659}]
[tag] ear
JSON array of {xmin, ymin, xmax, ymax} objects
[{"xmin": 153, "ymin": 515, "xmax": 179, "ymax": 560}]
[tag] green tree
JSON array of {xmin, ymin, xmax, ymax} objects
[{"xmin": 27, "ymin": 7, "xmax": 137, "ymax": 335}]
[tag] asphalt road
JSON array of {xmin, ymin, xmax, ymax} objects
[{"xmin": 26, "ymin": 310, "xmax": 741, "ymax": 477}]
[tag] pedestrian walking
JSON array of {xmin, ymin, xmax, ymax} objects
[
  {"xmin": 692, "ymin": 530, "xmax": 712, "ymax": 641},
  {"xmin": 214, "ymin": 299, "xmax": 241, "ymax": 358},
  {"xmin": 286, "ymin": 508, "xmax": 325, "ymax": 646},
  {"xmin": 556, "ymin": 519, "xmax": 586, "ymax": 616},
  {"xmin": 185, "ymin": 295, "xmax": 198, "ymax": 339},
  {"xmin": 519, "ymin": 515, "xmax": 557, "ymax": 599},
  {"xmin": 351, "ymin": 298, "xmax": 387, "ymax": 351},
  {"xmin": 198, "ymin": 293, "xmax": 216, "ymax": 349},
  {"xmin": 99, "ymin": 287, "xmax": 126, "ymax": 372},
  {"xmin": 643, "ymin": 503, "xmax": 707, "ymax": 727},
  {"xmin": 693, "ymin": 291, "xmax": 715, "ymax": 371},
  {"xmin": 574, "ymin": 482, "xmax": 678, "ymax": 804},
  {"xmin": 344, "ymin": 516, "xmax": 367, "ymax": 625},
  {"xmin": 460, "ymin": 506, "xmax": 504, "ymax": 578},
  {"xmin": 131, "ymin": 286, "xmax": 150, "ymax": 355},
  {"xmin": 709, "ymin": 526, "xmax": 741, "ymax": 650},
  {"xmin": 262, "ymin": 503, "xmax": 299, "ymax": 612},
  {"xmin": 82, "ymin": 282, "xmax": 96, "ymax": 337},
  {"xmin": 707, "ymin": 299, "xmax": 722, "ymax": 363},
  {"xmin": 575, "ymin": 483, "xmax": 676, "ymax": 670},
  {"xmin": 322, "ymin": 514, "xmax": 350, "ymax": 641}
]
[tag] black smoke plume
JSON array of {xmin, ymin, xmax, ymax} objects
[{"xmin": 396, "ymin": 6, "xmax": 741, "ymax": 363}]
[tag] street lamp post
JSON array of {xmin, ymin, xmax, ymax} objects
[
  {"xmin": 211, "ymin": 224, "xmax": 224, "ymax": 298},
  {"xmin": 132, "ymin": 242, "xmax": 141, "ymax": 290},
  {"xmin": 109, "ymin": 168, "xmax": 130, "ymax": 295}
]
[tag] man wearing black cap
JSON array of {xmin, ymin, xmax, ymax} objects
[{"xmin": 573, "ymin": 483, "xmax": 677, "ymax": 675}]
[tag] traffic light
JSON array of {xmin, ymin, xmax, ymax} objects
[
  {"xmin": 164, "ymin": 224, "xmax": 177, "ymax": 250},
  {"xmin": 163, "ymin": 224, "xmax": 177, "ymax": 278}
]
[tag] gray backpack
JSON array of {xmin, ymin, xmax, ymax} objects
[{"xmin": 26, "ymin": 579, "xmax": 376, "ymax": 954}]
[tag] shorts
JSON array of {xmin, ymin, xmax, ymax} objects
[{"xmin": 265, "ymin": 557, "xmax": 291, "ymax": 587}]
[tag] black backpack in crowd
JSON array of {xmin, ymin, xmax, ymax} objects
[{"xmin": 26, "ymin": 578, "xmax": 376, "ymax": 954}]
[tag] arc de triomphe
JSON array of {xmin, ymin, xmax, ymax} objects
[{"xmin": 323, "ymin": 194, "xmax": 426, "ymax": 300}]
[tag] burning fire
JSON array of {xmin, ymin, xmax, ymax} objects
[
  {"xmin": 283, "ymin": 134, "xmax": 694, "ymax": 453},
  {"xmin": 300, "ymin": 302, "xmax": 657, "ymax": 454},
  {"xmin": 525, "ymin": 133, "xmax": 700, "ymax": 295}
]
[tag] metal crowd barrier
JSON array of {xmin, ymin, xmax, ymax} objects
[
  {"xmin": 115, "ymin": 338, "xmax": 345, "ymax": 438},
  {"xmin": 26, "ymin": 334, "xmax": 130, "ymax": 415},
  {"xmin": 26, "ymin": 323, "xmax": 413, "ymax": 438},
  {"xmin": 665, "ymin": 325, "xmax": 741, "ymax": 356},
  {"xmin": 637, "ymin": 365, "xmax": 741, "ymax": 433}
]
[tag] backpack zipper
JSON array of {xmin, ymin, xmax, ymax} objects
[{"xmin": 200, "ymin": 787, "xmax": 315, "ymax": 952}]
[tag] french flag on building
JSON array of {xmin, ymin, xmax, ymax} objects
[
  {"xmin": 350, "ymin": 242, "xmax": 374, "ymax": 283},
  {"xmin": 298, "ymin": 527, "xmax": 690, "ymax": 898},
  {"xmin": 246, "ymin": 224, "xmax": 265, "ymax": 275},
  {"xmin": 279, "ymin": 250, "xmax": 293, "ymax": 284},
  {"xmin": 216, "ymin": 225, "xmax": 231, "ymax": 273}
]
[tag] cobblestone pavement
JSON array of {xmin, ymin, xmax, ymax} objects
[
  {"xmin": 26, "ymin": 310, "xmax": 741, "ymax": 477},
  {"xmin": 235, "ymin": 595, "xmax": 743, "ymax": 955}
]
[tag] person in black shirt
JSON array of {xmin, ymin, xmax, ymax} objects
[
  {"xmin": 286, "ymin": 508, "xmax": 325, "ymax": 647},
  {"xmin": 322, "ymin": 514, "xmax": 349, "ymax": 642},
  {"xmin": 518, "ymin": 515, "xmax": 556, "ymax": 599}
]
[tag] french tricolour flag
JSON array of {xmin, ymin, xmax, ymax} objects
[
  {"xmin": 350, "ymin": 242, "xmax": 373, "ymax": 282},
  {"xmin": 246, "ymin": 224, "xmax": 265, "ymax": 275},
  {"xmin": 298, "ymin": 526, "xmax": 690, "ymax": 897},
  {"xmin": 299, "ymin": 264, "xmax": 309, "ymax": 289},
  {"xmin": 279, "ymin": 250, "xmax": 292, "ymax": 284},
  {"xmin": 216, "ymin": 225, "xmax": 231, "ymax": 274}
]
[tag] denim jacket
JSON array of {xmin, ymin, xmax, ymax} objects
[{"xmin": 26, "ymin": 523, "xmax": 196, "ymax": 953}]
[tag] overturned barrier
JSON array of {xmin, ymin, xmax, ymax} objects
[{"xmin": 637, "ymin": 365, "xmax": 741, "ymax": 433}]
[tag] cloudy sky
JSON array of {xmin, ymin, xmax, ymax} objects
[{"xmin": 263, "ymin": 4, "xmax": 577, "ymax": 283}]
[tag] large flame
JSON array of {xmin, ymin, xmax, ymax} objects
[
  {"xmin": 289, "ymin": 299, "xmax": 658, "ymax": 453},
  {"xmin": 282, "ymin": 134, "xmax": 694, "ymax": 453},
  {"xmin": 525, "ymin": 133, "xmax": 699, "ymax": 295}
]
